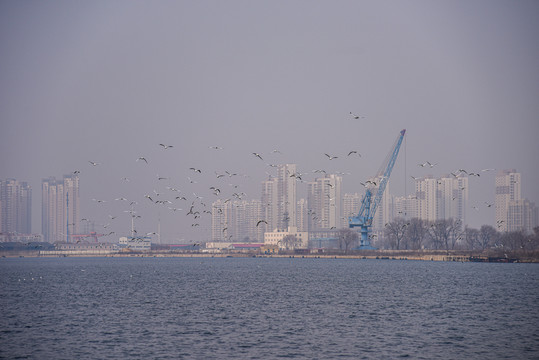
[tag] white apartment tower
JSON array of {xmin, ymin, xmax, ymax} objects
[
  {"xmin": 507, "ymin": 199, "xmax": 538, "ymax": 234},
  {"xmin": 0, "ymin": 179, "xmax": 32, "ymax": 235},
  {"xmin": 415, "ymin": 175, "xmax": 468, "ymax": 224},
  {"xmin": 343, "ymin": 193, "xmax": 361, "ymax": 228},
  {"xmin": 372, "ymin": 181, "xmax": 394, "ymax": 231},
  {"xmin": 415, "ymin": 176, "xmax": 438, "ymax": 222},
  {"xmin": 307, "ymin": 174, "xmax": 342, "ymax": 231},
  {"xmin": 211, "ymin": 199, "xmax": 263, "ymax": 242},
  {"xmin": 438, "ymin": 175, "xmax": 468, "ymax": 225},
  {"xmin": 42, "ymin": 175, "xmax": 80, "ymax": 243},
  {"xmin": 495, "ymin": 169, "xmax": 521, "ymax": 232},
  {"xmin": 261, "ymin": 164, "xmax": 297, "ymax": 232}
]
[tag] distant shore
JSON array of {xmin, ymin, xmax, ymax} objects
[{"xmin": 2, "ymin": 249, "xmax": 538, "ymax": 263}]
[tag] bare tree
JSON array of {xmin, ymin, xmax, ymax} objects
[
  {"xmin": 499, "ymin": 231, "xmax": 527, "ymax": 251},
  {"xmin": 281, "ymin": 234, "xmax": 301, "ymax": 250},
  {"xmin": 405, "ymin": 218, "xmax": 427, "ymax": 250},
  {"xmin": 384, "ymin": 218, "xmax": 408, "ymax": 250},
  {"xmin": 449, "ymin": 219, "xmax": 464, "ymax": 250},
  {"xmin": 464, "ymin": 226, "xmax": 480, "ymax": 250},
  {"xmin": 479, "ymin": 225, "xmax": 498, "ymax": 250},
  {"xmin": 338, "ymin": 228, "xmax": 359, "ymax": 253},
  {"xmin": 427, "ymin": 218, "xmax": 460, "ymax": 251}
]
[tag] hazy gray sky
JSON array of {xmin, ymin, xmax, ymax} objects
[{"xmin": 1, "ymin": 1, "xmax": 538, "ymax": 242}]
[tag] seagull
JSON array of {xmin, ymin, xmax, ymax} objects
[
  {"xmin": 481, "ymin": 168, "xmax": 495, "ymax": 172},
  {"xmin": 190, "ymin": 168, "xmax": 202, "ymax": 173},
  {"xmin": 209, "ymin": 146, "xmax": 223, "ymax": 150},
  {"xmin": 88, "ymin": 161, "xmax": 99, "ymax": 166},
  {"xmin": 159, "ymin": 143, "xmax": 173, "ymax": 149},
  {"xmin": 350, "ymin": 112, "xmax": 365, "ymax": 119},
  {"xmin": 410, "ymin": 176, "xmax": 419, "ymax": 180},
  {"xmin": 92, "ymin": 199, "xmax": 106, "ymax": 203},
  {"xmin": 121, "ymin": 177, "xmax": 130, "ymax": 182},
  {"xmin": 485, "ymin": 202, "xmax": 493, "ymax": 208},
  {"xmin": 252, "ymin": 152, "xmax": 264, "ymax": 160},
  {"xmin": 272, "ymin": 149, "xmax": 282, "ymax": 154},
  {"xmin": 426, "ymin": 162, "xmax": 437, "ymax": 168},
  {"xmin": 256, "ymin": 220, "xmax": 268, "ymax": 227},
  {"xmin": 347, "ymin": 151, "xmax": 361, "ymax": 157},
  {"xmin": 136, "ymin": 157, "xmax": 148, "ymax": 164},
  {"xmin": 325, "ymin": 153, "xmax": 338, "ymax": 160},
  {"xmin": 73, "ymin": 170, "xmax": 81, "ymax": 175}
]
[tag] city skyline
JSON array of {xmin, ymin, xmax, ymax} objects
[
  {"xmin": 1, "ymin": 1, "xmax": 538, "ymax": 242},
  {"xmin": 3, "ymin": 164, "xmax": 537, "ymax": 245}
]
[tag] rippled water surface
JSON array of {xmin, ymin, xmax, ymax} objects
[{"xmin": 1, "ymin": 257, "xmax": 538, "ymax": 359}]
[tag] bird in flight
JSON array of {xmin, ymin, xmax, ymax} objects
[
  {"xmin": 253, "ymin": 153, "xmax": 264, "ymax": 160},
  {"xmin": 209, "ymin": 146, "xmax": 223, "ymax": 150},
  {"xmin": 256, "ymin": 220, "xmax": 268, "ymax": 227},
  {"xmin": 159, "ymin": 143, "xmax": 173, "ymax": 149},
  {"xmin": 88, "ymin": 161, "xmax": 99, "ymax": 166},
  {"xmin": 347, "ymin": 151, "xmax": 361, "ymax": 157},
  {"xmin": 136, "ymin": 157, "xmax": 148, "ymax": 164},
  {"xmin": 325, "ymin": 153, "xmax": 338, "ymax": 160},
  {"xmin": 350, "ymin": 112, "xmax": 365, "ymax": 119}
]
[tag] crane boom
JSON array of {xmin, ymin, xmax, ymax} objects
[{"xmin": 349, "ymin": 129, "xmax": 406, "ymax": 249}]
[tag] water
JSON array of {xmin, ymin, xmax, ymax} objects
[{"xmin": 1, "ymin": 257, "xmax": 538, "ymax": 359}]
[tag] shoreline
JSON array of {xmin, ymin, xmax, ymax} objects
[{"xmin": 2, "ymin": 249, "xmax": 538, "ymax": 263}]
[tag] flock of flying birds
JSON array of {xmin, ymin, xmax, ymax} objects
[
  {"xmin": 80, "ymin": 138, "xmax": 370, "ymax": 242},
  {"xmin": 74, "ymin": 112, "xmax": 497, "ymax": 243}
]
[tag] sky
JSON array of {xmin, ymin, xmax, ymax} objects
[{"xmin": 1, "ymin": 0, "xmax": 538, "ymax": 243}]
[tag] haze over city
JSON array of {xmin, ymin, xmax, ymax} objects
[{"xmin": 1, "ymin": 1, "xmax": 538, "ymax": 243}]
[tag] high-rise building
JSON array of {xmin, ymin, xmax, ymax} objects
[
  {"xmin": 507, "ymin": 199, "xmax": 538, "ymax": 234},
  {"xmin": 261, "ymin": 164, "xmax": 297, "ymax": 232},
  {"xmin": 211, "ymin": 199, "xmax": 263, "ymax": 242},
  {"xmin": 373, "ymin": 181, "xmax": 393, "ymax": 231},
  {"xmin": 42, "ymin": 175, "xmax": 80, "ymax": 242},
  {"xmin": 394, "ymin": 195, "xmax": 418, "ymax": 219},
  {"xmin": 438, "ymin": 175, "xmax": 468, "ymax": 225},
  {"xmin": 296, "ymin": 198, "xmax": 309, "ymax": 232},
  {"xmin": 0, "ymin": 179, "xmax": 32, "ymax": 235},
  {"xmin": 414, "ymin": 175, "xmax": 468, "ymax": 224},
  {"xmin": 495, "ymin": 169, "xmax": 521, "ymax": 232},
  {"xmin": 343, "ymin": 193, "xmax": 361, "ymax": 228},
  {"xmin": 307, "ymin": 174, "xmax": 342, "ymax": 231}
]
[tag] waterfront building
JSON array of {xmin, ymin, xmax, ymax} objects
[
  {"xmin": 261, "ymin": 164, "xmax": 297, "ymax": 233},
  {"xmin": 495, "ymin": 169, "xmax": 521, "ymax": 232},
  {"xmin": 343, "ymin": 193, "xmax": 361, "ymax": 227},
  {"xmin": 211, "ymin": 199, "xmax": 263, "ymax": 242},
  {"xmin": 372, "ymin": 180, "xmax": 393, "ymax": 231},
  {"xmin": 507, "ymin": 199, "xmax": 538, "ymax": 234},
  {"xmin": 42, "ymin": 175, "xmax": 80, "ymax": 242},
  {"xmin": 264, "ymin": 226, "xmax": 308, "ymax": 250},
  {"xmin": 307, "ymin": 174, "xmax": 342, "ymax": 231},
  {"xmin": 0, "ymin": 179, "xmax": 32, "ymax": 235},
  {"xmin": 394, "ymin": 195, "xmax": 418, "ymax": 219},
  {"xmin": 119, "ymin": 236, "xmax": 151, "ymax": 251},
  {"xmin": 414, "ymin": 175, "xmax": 468, "ymax": 225},
  {"xmin": 296, "ymin": 198, "xmax": 309, "ymax": 232}
]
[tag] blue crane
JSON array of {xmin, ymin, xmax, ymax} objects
[{"xmin": 349, "ymin": 129, "xmax": 406, "ymax": 249}]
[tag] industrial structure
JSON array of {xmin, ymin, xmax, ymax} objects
[{"xmin": 349, "ymin": 129, "xmax": 406, "ymax": 249}]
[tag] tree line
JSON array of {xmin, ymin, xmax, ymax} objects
[{"xmin": 379, "ymin": 218, "xmax": 539, "ymax": 252}]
